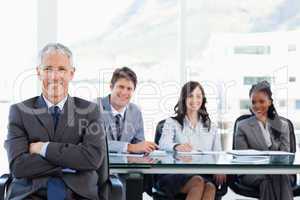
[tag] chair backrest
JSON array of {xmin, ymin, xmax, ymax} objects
[
  {"xmin": 232, "ymin": 114, "xmax": 296, "ymax": 153},
  {"xmin": 279, "ymin": 116, "xmax": 296, "ymax": 153},
  {"xmin": 154, "ymin": 119, "xmax": 166, "ymax": 145},
  {"xmin": 97, "ymin": 136, "xmax": 110, "ymax": 200},
  {"xmin": 232, "ymin": 114, "xmax": 253, "ymax": 150}
]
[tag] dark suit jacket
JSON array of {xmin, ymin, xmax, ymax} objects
[
  {"xmin": 4, "ymin": 96, "xmax": 106, "ymax": 200},
  {"xmin": 97, "ymin": 95, "xmax": 144, "ymax": 153}
]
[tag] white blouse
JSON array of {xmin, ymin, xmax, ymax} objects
[
  {"xmin": 159, "ymin": 117, "xmax": 222, "ymax": 152},
  {"xmin": 257, "ymin": 120, "xmax": 272, "ymax": 147}
]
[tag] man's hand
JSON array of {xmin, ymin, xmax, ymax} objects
[
  {"xmin": 29, "ymin": 142, "xmax": 45, "ymax": 154},
  {"xmin": 174, "ymin": 143, "xmax": 193, "ymax": 152},
  {"xmin": 213, "ymin": 174, "xmax": 227, "ymax": 186},
  {"xmin": 127, "ymin": 141, "xmax": 158, "ymax": 153}
]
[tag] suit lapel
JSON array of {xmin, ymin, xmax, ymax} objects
[
  {"xmin": 102, "ymin": 95, "xmax": 118, "ymax": 140},
  {"xmin": 32, "ymin": 96, "xmax": 54, "ymax": 140},
  {"xmin": 54, "ymin": 96, "xmax": 76, "ymax": 141},
  {"xmin": 248, "ymin": 117, "xmax": 269, "ymax": 150},
  {"xmin": 121, "ymin": 107, "xmax": 134, "ymax": 141}
]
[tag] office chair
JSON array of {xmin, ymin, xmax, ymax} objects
[
  {"xmin": 151, "ymin": 119, "xmax": 228, "ymax": 200},
  {"xmin": 228, "ymin": 114, "xmax": 300, "ymax": 198},
  {"xmin": 0, "ymin": 137, "xmax": 123, "ymax": 200}
]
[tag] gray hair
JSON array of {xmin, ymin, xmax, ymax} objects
[{"xmin": 37, "ymin": 43, "xmax": 74, "ymax": 67}]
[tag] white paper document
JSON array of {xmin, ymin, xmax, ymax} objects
[
  {"xmin": 176, "ymin": 150, "xmax": 204, "ymax": 155},
  {"xmin": 231, "ymin": 156, "xmax": 270, "ymax": 164},
  {"xmin": 227, "ymin": 150, "xmax": 294, "ymax": 156},
  {"xmin": 148, "ymin": 150, "xmax": 168, "ymax": 157},
  {"xmin": 109, "ymin": 152, "xmax": 145, "ymax": 157},
  {"xmin": 176, "ymin": 150, "xmax": 223, "ymax": 155}
]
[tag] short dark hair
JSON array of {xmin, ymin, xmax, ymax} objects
[{"xmin": 110, "ymin": 67, "xmax": 137, "ymax": 89}]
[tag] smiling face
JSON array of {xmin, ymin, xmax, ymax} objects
[
  {"xmin": 37, "ymin": 51, "xmax": 74, "ymax": 104},
  {"xmin": 110, "ymin": 78, "xmax": 135, "ymax": 111},
  {"xmin": 250, "ymin": 91, "xmax": 272, "ymax": 119},
  {"xmin": 185, "ymin": 86, "xmax": 203, "ymax": 113}
]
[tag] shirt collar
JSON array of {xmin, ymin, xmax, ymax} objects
[
  {"xmin": 184, "ymin": 115, "xmax": 203, "ymax": 129},
  {"xmin": 258, "ymin": 120, "xmax": 270, "ymax": 130},
  {"xmin": 110, "ymin": 104, "xmax": 127, "ymax": 118},
  {"xmin": 42, "ymin": 95, "xmax": 68, "ymax": 111}
]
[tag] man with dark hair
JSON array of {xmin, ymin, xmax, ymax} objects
[
  {"xmin": 5, "ymin": 43, "xmax": 106, "ymax": 200},
  {"xmin": 98, "ymin": 66, "xmax": 157, "ymax": 153}
]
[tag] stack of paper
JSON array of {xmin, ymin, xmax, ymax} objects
[
  {"xmin": 231, "ymin": 156, "xmax": 270, "ymax": 164},
  {"xmin": 227, "ymin": 150, "xmax": 294, "ymax": 156}
]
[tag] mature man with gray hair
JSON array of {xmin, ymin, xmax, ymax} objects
[{"xmin": 4, "ymin": 43, "xmax": 106, "ymax": 199}]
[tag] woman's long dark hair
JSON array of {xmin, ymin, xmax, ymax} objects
[
  {"xmin": 173, "ymin": 81, "xmax": 211, "ymax": 130},
  {"xmin": 249, "ymin": 81, "xmax": 277, "ymax": 120}
]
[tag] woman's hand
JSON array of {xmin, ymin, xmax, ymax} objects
[
  {"xmin": 213, "ymin": 174, "xmax": 227, "ymax": 186},
  {"xmin": 174, "ymin": 143, "xmax": 193, "ymax": 152}
]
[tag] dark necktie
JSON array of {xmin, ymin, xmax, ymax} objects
[
  {"xmin": 48, "ymin": 105, "xmax": 66, "ymax": 200},
  {"xmin": 115, "ymin": 114, "xmax": 122, "ymax": 141},
  {"xmin": 50, "ymin": 105, "xmax": 61, "ymax": 131},
  {"xmin": 47, "ymin": 177, "xmax": 66, "ymax": 200}
]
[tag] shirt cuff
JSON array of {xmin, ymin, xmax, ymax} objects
[
  {"xmin": 39, "ymin": 142, "xmax": 49, "ymax": 157},
  {"xmin": 62, "ymin": 168, "xmax": 77, "ymax": 173},
  {"xmin": 123, "ymin": 142, "xmax": 129, "ymax": 153},
  {"xmin": 172, "ymin": 143, "xmax": 180, "ymax": 151}
]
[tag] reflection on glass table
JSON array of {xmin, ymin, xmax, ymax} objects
[{"xmin": 109, "ymin": 151, "xmax": 298, "ymax": 174}]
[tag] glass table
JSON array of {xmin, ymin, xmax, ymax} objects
[
  {"xmin": 109, "ymin": 152, "xmax": 299, "ymax": 200},
  {"xmin": 110, "ymin": 151, "xmax": 299, "ymax": 174}
]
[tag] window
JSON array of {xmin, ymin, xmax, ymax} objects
[
  {"xmin": 296, "ymin": 100, "xmax": 300, "ymax": 110},
  {"xmin": 289, "ymin": 77, "xmax": 296, "ymax": 82},
  {"xmin": 234, "ymin": 45, "xmax": 271, "ymax": 55},
  {"xmin": 185, "ymin": 0, "xmax": 300, "ymax": 141},
  {"xmin": 278, "ymin": 99, "xmax": 286, "ymax": 108},
  {"xmin": 57, "ymin": 0, "xmax": 179, "ymax": 140},
  {"xmin": 288, "ymin": 44, "xmax": 296, "ymax": 52},
  {"xmin": 0, "ymin": 0, "xmax": 37, "ymax": 174},
  {"xmin": 2, "ymin": 0, "xmax": 300, "ymax": 173},
  {"xmin": 244, "ymin": 76, "xmax": 272, "ymax": 85},
  {"xmin": 240, "ymin": 100, "xmax": 250, "ymax": 110}
]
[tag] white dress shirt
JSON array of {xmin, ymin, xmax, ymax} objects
[
  {"xmin": 110, "ymin": 104, "xmax": 127, "ymax": 119},
  {"xmin": 39, "ymin": 95, "xmax": 68, "ymax": 157},
  {"xmin": 159, "ymin": 116, "xmax": 222, "ymax": 152}
]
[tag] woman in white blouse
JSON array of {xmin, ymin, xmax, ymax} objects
[{"xmin": 158, "ymin": 81, "xmax": 226, "ymax": 200}]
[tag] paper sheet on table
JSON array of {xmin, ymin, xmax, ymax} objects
[
  {"xmin": 177, "ymin": 150, "xmax": 224, "ymax": 155},
  {"xmin": 227, "ymin": 150, "xmax": 294, "ymax": 156},
  {"xmin": 176, "ymin": 151, "xmax": 209, "ymax": 155},
  {"xmin": 176, "ymin": 150, "xmax": 203, "ymax": 155},
  {"xmin": 109, "ymin": 152, "xmax": 144, "ymax": 157},
  {"xmin": 148, "ymin": 150, "xmax": 168, "ymax": 157},
  {"xmin": 231, "ymin": 156, "xmax": 270, "ymax": 163}
]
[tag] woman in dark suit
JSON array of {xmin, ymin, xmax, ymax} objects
[{"xmin": 235, "ymin": 81, "xmax": 294, "ymax": 200}]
